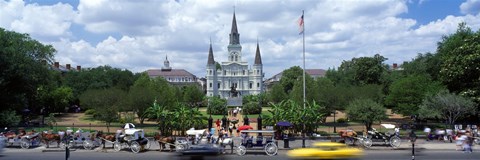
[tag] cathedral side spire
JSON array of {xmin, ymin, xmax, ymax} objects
[
  {"xmin": 207, "ymin": 41, "xmax": 215, "ymax": 65},
  {"xmin": 254, "ymin": 41, "xmax": 262, "ymax": 65}
]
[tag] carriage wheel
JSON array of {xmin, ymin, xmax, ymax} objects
[
  {"xmin": 362, "ymin": 138, "xmax": 372, "ymax": 148},
  {"xmin": 20, "ymin": 138, "xmax": 31, "ymax": 149},
  {"xmin": 236, "ymin": 145, "xmax": 246, "ymax": 156},
  {"xmin": 59, "ymin": 141, "xmax": 67, "ymax": 149},
  {"xmin": 474, "ymin": 138, "xmax": 480, "ymax": 145},
  {"xmin": 354, "ymin": 138, "xmax": 362, "ymax": 146},
  {"xmin": 130, "ymin": 141, "xmax": 141, "ymax": 153},
  {"xmin": 83, "ymin": 140, "xmax": 94, "ymax": 150},
  {"xmin": 264, "ymin": 142, "xmax": 278, "ymax": 156},
  {"xmin": 113, "ymin": 142, "xmax": 122, "ymax": 152},
  {"xmin": 176, "ymin": 144, "xmax": 187, "ymax": 152},
  {"xmin": 389, "ymin": 136, "xmax": 401, "ymax": 148},
  {"xmin": 345, "ymin": 137, "xmax": 354, "ymax": 145}
]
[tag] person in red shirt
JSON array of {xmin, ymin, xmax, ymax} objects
[{"xmin": 216, "ymin": 119, "xmax": 221, "ymax": 129}]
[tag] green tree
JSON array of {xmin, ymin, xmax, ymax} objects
[
  {"xmin": 0, "ymin": 28, "xmax": 56, "ymax": 112},
  {"xmin": 345, "ymin": 99, "xmax": 387, "ymax": 130},
  {"xmin": 290, "ymin": 74, "xmax": 317, "ymax": 105},
  {"xmin": 267, "ymin": 83, "xmax": 287, "ymax": 104},
  {"xmin": 402, "ymin": 53, "xmax": 442, "ymax": 81},
  {"xmin": 437, "ymin": 23, "xmax": 480, "ymax": 104},
  {"xmin": 385, "ymin": 75, "xmax": 444, "ymax": 115},
  {"xmin": 418, "ymin": 91, "xmax": 476, "ymax": 127},
  {"xmin": 331, "ymin": 54, "xmax": 388, "ymax": 86},
  {"xmin": 79, "ymin": 88, "xmax": 127, "ymax": 133},
  {"xmin": 279, "ymin": 66, "xmax": 304, "ymax": 94},
  {"xmin": 183, "ymin": 85, "xmax": 205, "ymax": 107},
  {"xmin": 127, "ymin": 74, "xmax": 159, "ymax": 124}
]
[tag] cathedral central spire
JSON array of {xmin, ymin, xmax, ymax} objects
[{"xmin": 229, "ymin": 11, "xmax": 240, "ymax": 45}]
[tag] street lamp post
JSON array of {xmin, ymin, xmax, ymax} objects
[{"xmin": 333, "ymin": 110, "xmax": 337, "ymax": 133}]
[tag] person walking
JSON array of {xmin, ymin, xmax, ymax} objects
[
  {"xmin": 465, "ymin": 131, "xmax": 473, "ymax": 153},
  {"xmin": 215, "ymin": 119, "xmax": 221, "ymax": 130}
]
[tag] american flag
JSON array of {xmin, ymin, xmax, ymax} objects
[{"xmin": 298, "ymin": 14, "xmax": 304, "ymax": 35}]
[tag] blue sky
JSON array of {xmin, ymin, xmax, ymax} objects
[{"xmin": 2, "ymin": 0, "xmax": 480, "ymax": 78}]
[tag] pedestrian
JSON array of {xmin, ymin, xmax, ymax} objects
[
  {"xmin": 215, "ymin": 119, "xmax": 220, "ymax": 129},
  {"xmin": 424, "ymin": 127, "xmax": 431, "ymax": 141},
  {"xmin": 229, "ymin": 124, "xmax": 233, "ymax": 137},
  {"xmin": 465, "ymin": 131, "xmax": 473, "ymax": 153},
  {"xmin": 456, "ymin": 132, "xmax": 465, "ymax": 151}
]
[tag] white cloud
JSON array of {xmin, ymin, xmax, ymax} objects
[
  {"xmin": 0, "ymin": 0, "xmax": 75, "ymax": 39},
  {"xmin": 3, "ymin": 0, "xmax": 480, "ymax": 79},
  {"xmin": 460, "ymin": 0, "xmax": 480, "ymax": 15}
]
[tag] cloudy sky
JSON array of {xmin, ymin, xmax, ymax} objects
[{"xmin": 1, "ymin": 0, "xmax": 480, "ymax": 78}]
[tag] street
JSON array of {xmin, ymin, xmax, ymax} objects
[{"xmin": 2, "ymin": 149, "xmax": 479, "ymax": 160}]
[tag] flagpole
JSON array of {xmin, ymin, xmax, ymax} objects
[
  {"xmin": 301, "ymin": 10, "xmax": 306, "ymax": 148},
  {"xmin": 302, "ymin": 10, "xmax": 306, "ymax": 112}
]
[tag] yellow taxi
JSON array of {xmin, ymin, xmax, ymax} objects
[{"xmin": 287, "ymin": 142, "xmax": 364, "ymax": 159}]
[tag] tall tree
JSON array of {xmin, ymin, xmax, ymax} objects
[
  {"xmin": 279, "ymin": 66, "xmax": 304, "ymax": 94},
  {"xmin": 332, "ymin": 54, "xmax": 388, "ymax": 86},
  {"xmin": 385, "ymin": 75, "xmax": 444, "ymax": 116},
  {"xmin": 0, "ymin": 28, "xmax": 56, "ymax": 112},
  {"xmin": 437, "ymin": 23, "xmax": 480, "ymax": 104}
]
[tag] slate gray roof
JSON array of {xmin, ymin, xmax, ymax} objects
[
  {"xmin": 207, "ymin": 43, "xmax": 215, "ymax": 65},
  {"xmin": 254, "ymin": 42, "xmax": 262, "ymax": 65},
  {"xmin": 147, "ymin": 69, "xmax": 196, "ymax": 77}
]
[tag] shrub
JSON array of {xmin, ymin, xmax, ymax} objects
[
  {"xmin": 206, "ymin": 97, "xmax": 227, "ymax": 115},
  {"xmin": 85, "ymin": 109, "xmax": 96, "ymax": 115},
  {"xmin": 242, "ymin": 102, "xmax": 262, "ymax": 114},
  {"xmin": 336, "ymin": 118, "xmax": 347, "ymax": 123}
]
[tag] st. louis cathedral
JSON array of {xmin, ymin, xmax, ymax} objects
[{"xmin": 206, "ymin": 11, "xmax": 264, "ymax": 98}]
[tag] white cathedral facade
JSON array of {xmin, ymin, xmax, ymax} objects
[{"xmin": 206, "ymin": 11, "xmax": 264, "ymax": 98}]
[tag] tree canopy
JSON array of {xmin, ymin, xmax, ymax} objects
[{"xmin": 346, "ymin": 99, "xmax": 387, "ymax": 130}]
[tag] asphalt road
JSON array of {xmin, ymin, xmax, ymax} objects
[{"xmin": 1, "ymin": 149, "xmax": 479, "ymax": 160}]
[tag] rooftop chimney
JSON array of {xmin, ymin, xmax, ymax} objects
[
  {"xmin": 66, "ymin": 64, "xmax": 71, "ymax": 70},
  {"xmin": 54, "ymin": 62, "xmax": 59, "ymax": 68},
  {"xmin": 76, "ymin": 65, "xmax": 81, "ymax": 71}
]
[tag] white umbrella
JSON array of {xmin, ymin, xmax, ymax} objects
[{"xmin": 124, "ymin": 123, "xmax": 135, "ymax": 129}]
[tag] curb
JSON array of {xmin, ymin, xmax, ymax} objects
[{"xmin": 42, "ymin": 149, "xmax": 76, "ymax": 152}]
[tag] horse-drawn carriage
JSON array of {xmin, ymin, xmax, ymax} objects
[
  {"xmin": 0, "ymin": 129, "xmax": 41, "ymax": 149},
  {"xmin": 111, "ymin": 123, "xmax": 150, "ymax": 153},
  {"xmin": 58, "ymin": 128, "xmax": 101, "ymax": 150},
  {"xmin": 338, "ymin": 129, "xmax": 372, "ymax": 148},
  {"xmin": 365, "ymin": 124, "xmax": 401, "ymax": 148},
  {"xmin": 236, "ymin": 130, "xmax": 278, "ymax": 156}
]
